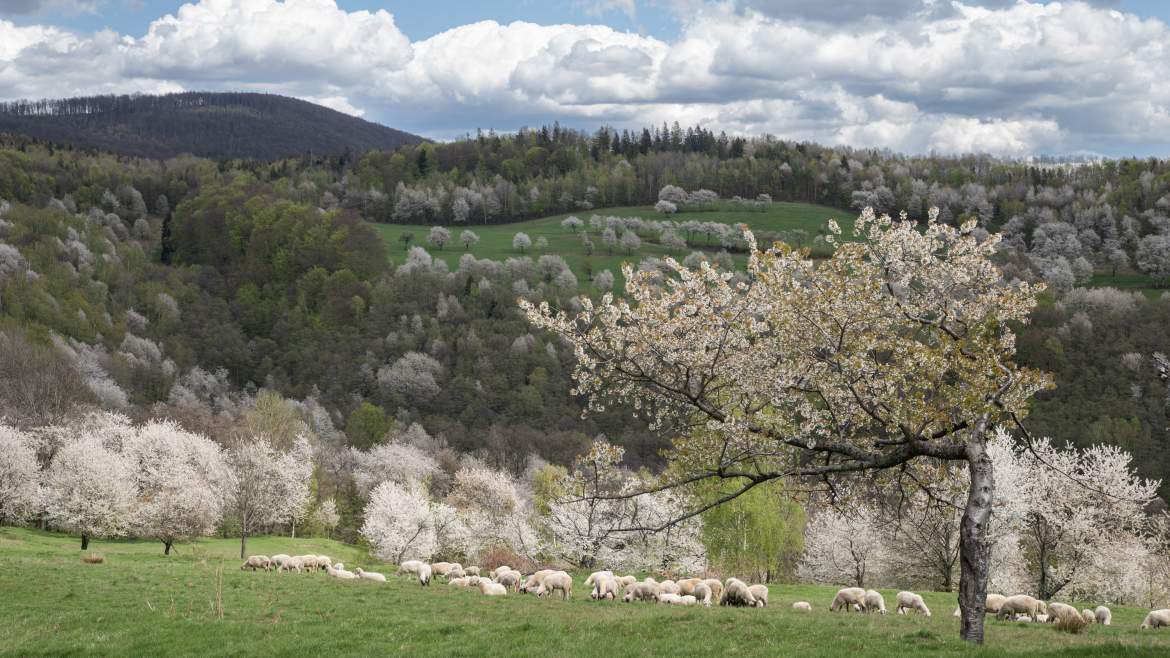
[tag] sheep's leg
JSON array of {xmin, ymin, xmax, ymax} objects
[{"xmin": 958, "ymin": 426, "xmax": 994, "ymax": 644}]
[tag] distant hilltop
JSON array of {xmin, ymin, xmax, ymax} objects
[{"xmin": 0, "ymin": 92, "xmax": 426, "ymax": 160}]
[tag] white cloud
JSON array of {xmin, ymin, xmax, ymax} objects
[{"xmin": 0, "ymin": 0, "xmax": 1167, "ymax": 156}]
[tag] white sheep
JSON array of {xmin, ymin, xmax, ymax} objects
[
  {"xmin": 397, "ymin": 560, "xmax": 424, "ymax": 577},
  {"xmin": 830, "ymin": 587, "xmax": 866, "ymax": 612},
  {"xmin": 591, "ymin": 575, "xmax": 620, "ymax": 601},
  {"xmin": 1141, "ymin": 609, "xmax": 1170, "ymax": 629},
  {"xmin": 1095, "ymin": 606, "xmax": 1112, "ymax": 625},
  {"xmin": 241, "ymin": 555, "xmax": 271, "ymax": 571},
  {"xmin": 895, "ymin": 591, "xmax": 931, "ymax": 617},
  {"xmin": 616, "ymin": 575, "xmax": 638, "ymax": 589},
  {"xmin": 623, "ymin": 581, "xmax": 660, "ymax": 603},
  {"xmin": 478, "ymin": 580, "xmax": 507, "ymax": 596},
  {"xmin": 417, "ymin": 563, "xmax": 432, "ymax": 586},
  {"xmin": 749, "ymin": 585, "xmax": 770, "ymax": 608},
  {"xmin": 520, "ymin": 570, "xmax": 554, "ymax": 593},
  {"xmin": 325, "ymin": 564, "xmax": 357, "ymax": 580},
  {"xmin": 996, "ymin": 595, "xmax": 1046, "ymax": 622},
  {"xmin": 431, "ymin": 562, "xmax": 454, "ymax": 576},
  {"xmin": 658, "ymin": 580, "xmax": 681, "ymax": 595},
  {"xmin": 1046, "ymin": 602, "xmax": 1077, "ymax": 623},
  {"xmin": 1080, "ymin": 609, "xmax": 1096, "ymax": 624},
  {"xmin": 296, "ymin": 555, "xmax": 320, "ymax": 572},
  {"xmin": 584, "ymin": 571, "xmax": 614, "ymax": 590},
  {"xmin": 489, "ymin": 566, "xmax": 513, "ymax": 580},
  {"xmin": 354, "ymin": 568, "xmax": 387, "ymax": 583},
  {"xmin": 702, "ymin": 579, "xmax": 724, "ymax": 603},
  {"xmin": 464, "ymin": 566, "xmax": 480, "ymax": 576},
  {"xmin": 537, "ymin": 571, "xmax": 573, "ymax": 600},
  {"xmin": 448, "ymin": 577, "xmax": 471, "ymax": 587},
  {"xmin": 446, "ymin": 566, "xmax": 465, "ymax": 579},
  {"xmin": 676, "ymin": 578, "xmax": 703, "ymax": 596},
  {"xmin": 495, "ymin": 570, "xmax": 521, "ymax": 591},
  {"xmin": 692, "ymin": 582, "xmax": 713, "ymax": 607},
  {"xmin": 863, "ymin": 589, "xmax": 885, "ymax": 614},
  {"xmin": 270, "ymin": 554, "xmax": 291, "ymax": 569},
  {"xmin": 792, "ymin": 601, "xmax": 812, "ymax": 612},
  {"xmin": 279, "ymin": 556, "xmax": 304, "ymax": 573},
  {"xmin": 657, "ymin": 592, "xmax": 682, "ymax": 604},
  {"xmin": 316, "ymin": 555, "xmax": 332, "ymax": 569},
  {"xmin": 720, "ymin": 578, "xmax": 757, "ymax": 607},
  {"xmin": 661, "ymin": 593, "xmax": 697, "ymax": 606}
]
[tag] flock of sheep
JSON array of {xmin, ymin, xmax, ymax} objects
[{"xmin": 241, "ymin": 554, "xmax": 1170, "ymax": 631}]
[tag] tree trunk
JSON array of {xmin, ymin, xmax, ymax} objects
[
  {"xmin": 240, "ymin": 529, "xmax": 248, "ymax": 560},
  {"xmin": 958, "ymin": 433, "xmax": 995, "ymax": 644},
  {"xmin": 80, "ymin": 533, "xmax": 89, "ymax": 551},
  {"xmin": 164, "ymin": 540, "xmax": 173, "ymax": 556}
]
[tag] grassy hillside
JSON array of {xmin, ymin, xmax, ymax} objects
[
  {"xmin": 371, "ymin": 202, "xmax": 850, "ymax": 290},
  {"xmin": 3, "ymin": 528, "xmax": 1168, "ymax": 657}
]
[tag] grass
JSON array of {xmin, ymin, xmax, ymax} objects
[
  {"xmin": 1087, "ymin": 272, "xmax": 1167, "ymax": 299},
  {"xmin": 370, "ymin": 202, "xmax": 849, "ymax": 291},
  {"xmin": 3, "ymin": 527, "xmax": 1169, "ymax": 657}
]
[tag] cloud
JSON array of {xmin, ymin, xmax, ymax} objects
[{"xmin": 0, "ymin": 0, "xmax": 1167, "ymax": 156}]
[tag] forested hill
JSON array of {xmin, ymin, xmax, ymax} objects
[{"xmin": 0, "ymin": 92, "xmax": 425, "ymax": 160}]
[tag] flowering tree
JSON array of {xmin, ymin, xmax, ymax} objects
[
  {"xmin": 126, "ymin": 421, "xmax": 231, "ymax": 554},
  {"xmin": 512, "ymin": 232, "xmax": 531, "ymax": 254},
  {"xmin": 446, "ymin": 462, "xmax": 541, "ymax": 559},
  {"xmin": 799, "ymin": 503, "xmax": 888, "ymax": 588},
  {"xmin": 0, "ymin": 425, "xmax": 41, "ymax": 525},
  {"xmin": 524, "ymin": 208, "xmax": 1050, "ymax": 644},
  {"xmin": 361, "ymin": 479, "xmax": 438, "ymax": 563},
  {"xmin": 351, "ymin": 441, "xmax": 438, "ymax": 496},
  {"xmin": 460, "ymin": 229, "xmax": 480, "ymax": 250},
  {"xmin": 428, "ymin": 226, "xmax": 451, "ymax": 250},
  {"xmin": 42, "ymin": 434, "xmax": 138, "ymax": 549},
  {"xmin": 226, "ymin": 435, "xmax": 313, "ymax": 558}
]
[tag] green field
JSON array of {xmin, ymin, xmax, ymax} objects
[
  {"xmin": 1088, "ymin": 272, "xmax": 1167, "ymax": 299},
  {"xmin": 4, "ymin": 528, "xmax": 1168, "ymax": 657},
  {"xmin": 370, "ymin": 202, "xmax": 850, "ymax": 290}
]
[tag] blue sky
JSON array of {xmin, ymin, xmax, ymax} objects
[{"xmin": 2, "ymin": 1, "xmax": 1170, "ymax": 157}]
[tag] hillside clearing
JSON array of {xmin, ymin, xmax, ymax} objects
[{"xmin": 4, "ymin": 528, "xmax": 1168, "ymax": 658}]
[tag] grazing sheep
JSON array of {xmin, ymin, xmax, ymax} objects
[
  {"xmin": 584, "ymin": 571, "xmax": 614, "ymax": 590},
  {"xmin": 279, "ymin": 556, "xmax": 304, "ymax": 573},
  {"xmin": 495, "ymin": 570, "xmax": 521, "ymax": 591},
  {"xmin": 702, "ymin": 579, "xmax": 724, "ymax": 603},
  {"xmin": 241, "ymin": 555, "xmax": 271, "ymax": 571},
  {"xmin": 996, "ymin": 595, "xmax": 1046, "ymax": 622},
  {"xmin": 397, "ymin": 560, "xmax": 425, "ymax": 577},
  {"xmin": 537, "ymin": 571, "xmax": 573, "ymax": 600},
  {"xmin": 1095, "ymin": 606, "xmax": 1112, "ymax": 626},
  {"xmin": 1049, "ymin": 603, "xmax": 1088, "ymax": 633},
  {"xmin": 465, "ymin": 566, "xmax": 480, "ymax": 576},
  {"xmin": 954, "ymin": 593, "xmax": 1007, "ymax": 618},
  {"xmin": 316, "ymin": 555, "xmax": 332, "ymax": 569},
  {"xmin": 658, "ymin": 580, "xmax": 681, "ymax": 595},
  {"xmin": 863, "ymin": 589, "xmax": 885, "ymax": 614},
  {"xmin": 623, "ymin": 582, "xmax": 660, "ymax": 603},
  {"xmin": 489, "ymin": 566, "xmax": 513, "ymax": 580},
  {"xmin": 692, "ymin": 582, "xmax": 713, "ymax": 607},
  {"xmin": 830, "ymin": 587, "xmax": 867, "ymax": 612},
  {"xmin": 591, "ymin": 575, "xmax": 620, "ymax": 601},
  {"xmin": 676, "ymin": 578, "xmax": 703, "ymax": 596},
  {"xmin": 296, "ymin": 555, "xmax": 320, "ymax": 573},
  {"xmin": 660, "ymin": 593, "xmax": 697, "ymax": 606},
  {"xmin": 643, "ymin": 577, "xmax": 658, "ymax": 586},
  {"xmin": 895, "ymin": 591, "xmax": 931, "ymax": 617},
  {"xmin": 1141, "ymin": 609, "xmax": 1170, "ymax": 629},
  {"xmin": 430, "ymin": 562, "xmax": 454, "ymax": 576},
  {"xmin": 448, "ymin": 577, "xmax": 470, "ymax": 587},
  {"xmin": 1080, "ymin": 609, "xmax": 1096, "ymax": 624},
  {"xmin": 720, "ymin": 578, "xmax": 757, "ymax": 607},
  {"xmin": 325, "ymin": 564, "xmax": 357, "ymax": 580},
  {"xmin": 520, "ymin": 570, "xmax": 555, "ymax": 594},
  {"xmin": 616, "ymin": 575, "xmax": 638, "ymax": 589},
  {"xmin": 417, "ymin": 563, "xmax": 432, "ymax": 586},
  {"xmin": 270, "ymin": 554, "xmax": 291, "ymax": 569},
  {"xmin": 445, "ymin": 566, "xmax": 465, "ymax": 580},
  {"xmin": 748, "ymin": 585, "xmax": 769, "ymax": 608},
  {"xmin": 478, "ymin": 580, "xmax": 507, "ymax": 596},
  {"xmin": 657, "ymin": 592, "xmax": 682, "ymax": 604},
  {"xmin": 792, "ymin": 601, "xmax": 812, "ymax": 612},
  {"xmin": 1046, "ymin": 602, "xmax": 1077, "ymax": 623},
  {"xmin": 354, "ymin": 568, "xmax": 387, "ymax": 583}
]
